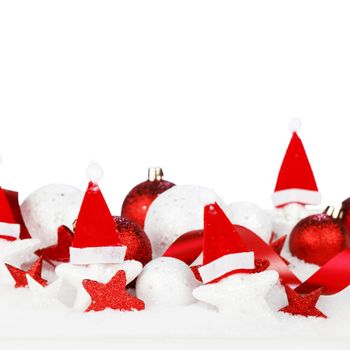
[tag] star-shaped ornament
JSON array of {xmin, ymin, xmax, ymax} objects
[
  {"xmin": 36, "ymin": 225, "xmax": 73, "ymax": 263},
  {"xmin": 55, "ymin": 260, "xmax": 142, "ymax": 310},
  {"xmin": 269, "ymin": 233, "xmax": 289, "ymax": 265},
  {"xmin": 0, "ymin": 238, "xmax": 41, "ymax": 285},
  {"xmin": 83, "ymin": 270, "xmax": 145, "ymax": 312},
  {"xmin": 27, "ymin": 275, "xmax": 66, "ymax": 308},
  {"xmin": 0, "ymin": 238, "xmax": 40, "ymax": 266},
  {"xmin": 193, "ymin": 270, "xmax": 279, "ymax": 314},
  {"xmin": 279, "ymin": 285, "xmax": 327, "ymax": 318},
  {"xmin": 5, "ymin": 256, "xmax": 47, "ymax": 288}
]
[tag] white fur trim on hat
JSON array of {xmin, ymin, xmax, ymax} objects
[
  {"xmin": 272, "ymin": 188, "xmax": 321, "ymax": 207},
  {"xmin": 0, "ymin": 222, "xmax": 20, "ymax": 239},
  {"xmin": 198, "ymin": 252, "xmax": 255, "ymax": 284},
  {"xmin": 70, "ymin": 246, "xmax": 127, "ymax": 265}
]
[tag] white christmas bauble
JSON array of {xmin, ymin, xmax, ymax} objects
[
  {"xmin": 21, "ymin": 184, "xmax": 84, "ymax": 248},
  {"xmin": 136, "ymin": 257, "xmax": 199, "ymax": 307},
  {"xmin": 227, "ymin": 202, "xmax": 272, "ymax": 242},
  {"xmin": 144, "ymin": 184, "xmax": 225, "ymax": 257}
]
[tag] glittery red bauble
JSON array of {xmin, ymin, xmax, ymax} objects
[
  {"xmin": 121, "ymin": 168, "xmax": 175, "ymax": 228},
  {"xmin": 341, "ymin": 198, "xmax": 350, "ymax": 236},
  {"xmin": 113, "ymin": 216, "xmax": 152, "ymax": 266},
  {"xmin": 289, "ymin": 211, "xmax": 348, "ymax": 266}
]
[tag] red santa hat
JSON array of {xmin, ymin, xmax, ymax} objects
[
  {"xmin": 0, "ymin": 187, "xmax": 21, "ymax": 241},
  {"xmin": 272, "ymin": 119, "xmax": 321, "ymax": 207},
  {"xmin": 198, "ymin": 203, "xmax": 255, "ymax": 284},
  {"xmin": 70, "ymin": 163, "xmax": 126, "ymax": 265}
]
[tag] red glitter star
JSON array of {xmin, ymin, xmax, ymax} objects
[
  {"xmin": 36, "ymin": 225, "xmax": 73, "ymax": 263},
  {"xmin": 83, "ymin": 270, "xmax": 145, "ymax": 312},
  {"xmin": 6, "ymin": 256, "xmax": 47, "ymax": 288},
  {"xmin": 279, "ymin": 285, "xmax": 327, "ymax": 318},
  {"xmin": 269, "ymin": 233, "xmax": 289, "ymax": 265}
]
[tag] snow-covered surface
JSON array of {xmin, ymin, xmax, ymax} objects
[
  {"xmin": 0, "ymin": 203, "xmax": 346, "ymax": 349},
  {"xmin": 0, "ymin": 250, "xmax": 349, "ymax": 341}
]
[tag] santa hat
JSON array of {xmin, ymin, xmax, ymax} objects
[
  {"xmin": 70, "ymin": 163, "xmax": 126, "ymax": 265},
  {"xmin": 272, "ymin": 119, "xmax": 321, "ymax": 207},
  {"xmin": 0, "ymin": 187, "xmax": 21, "ymax": 240},
  {"xmin": 198, "ymin": 203, "xmax": 255, "ymax": 284}
]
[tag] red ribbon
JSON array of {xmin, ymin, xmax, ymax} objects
[
  {"xmin": 235, "ymin": 225, "xmax": 301, "ymax": 287},
  {"xmin": 163, "ymin": 230, "xmax": 203, "ymax": 265},
  {"xmin": 164, "ymin": 226, "xmax": 350, "ymax": 295},
  {"xmin": 296, "ymin": 247, "xmax": 350, "ymax": 295}
]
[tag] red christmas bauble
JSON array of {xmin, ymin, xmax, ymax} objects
[
  {"xmin": 121, "ymin": 168, "xmax": 175, "ymax": 229},
  {"xmin": 114, "ymin": 216, "xmax": 152, "ymax": 266},
  {"xmin": 341, "ymin": 198, "xmax": 350, "ymax": 236},
  {"xmin": 289, "ymin": 208, "xmax": 349, "ymax": 266}
]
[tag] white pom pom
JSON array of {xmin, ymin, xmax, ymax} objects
[
  {"xmin": 86, "ymin": 162, "xmax": 104, "ymax": 183},
  {"xmin": 289, "ymin": 118, "xmax": 302, "ymax": 133}
]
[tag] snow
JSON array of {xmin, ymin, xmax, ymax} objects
[
  {"xmin": 0, "ymin": 247, "xmax": 350, "ymax": 340},
  {"xmin": 0, "ymin": 202, "xmax": 348, "ymax": 343}
]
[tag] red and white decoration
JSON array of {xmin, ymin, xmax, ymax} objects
[
  {"xmin": 1, "ymin": 119, "xmax": 350, "ymax": 337},
  {"xmin": 272, "ymin": 119, "xmax": 321, "ymax": 207},
  {"xmin": 70, "ymin": 163, "xmax": 127, "ymax": 264},
  {"xmin": 198, "ymin": 203, "xmax": 255, "ymax": 284},
  {"xmin": 0, "ymin": 187, "xmax": 21, "ymax": 240},
  {"xmin": 193, "ymin": 202, "xmax": 279, "ymax": 314}
]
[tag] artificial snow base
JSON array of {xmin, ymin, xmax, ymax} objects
[{"xmin": 0, "ymin": 252, "xmax": 350, "ymax": 350}]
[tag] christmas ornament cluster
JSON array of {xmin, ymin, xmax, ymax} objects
[{"xmin": 1, "ymin": 119, "xmax": 350, "ymax": 321}]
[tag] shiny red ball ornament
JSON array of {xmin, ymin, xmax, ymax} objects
[
  {"xmin": 289, "ymin": 207, "xmax": 349, "ymax": 266},
  {"xmin": 341, "ymin": 197, "xmax": 350, "ymax": 236},
  {"xmin": 121, "ymin": 167, "xmax": 175, "ymax": 228},
  {"xmin": 114, "ymin": 216, "xmax": 152, "ymax": 266}
]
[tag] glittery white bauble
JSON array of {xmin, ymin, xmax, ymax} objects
[
  {"xmin": 144, "ymin": 185, "xmax": 225, "ymax": 257},
  {"xmin": 227, "ymin": 202, "xmax": 272, "ymax": 242},
  {"xmin": 21, "ymin": 184, "xmax": 84, "ymax": 248},
  {"xmin": 136, "ymin": 257, "xmax": 199, "ymax": 307}
]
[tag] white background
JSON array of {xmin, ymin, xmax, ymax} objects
[
  {"xmin": 1, "ymin": 2, "xmax": 350, "ymax": 349},
  {"xmin": 1, "ymin": 0, "xmax": 350, "ymax": 214}
]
